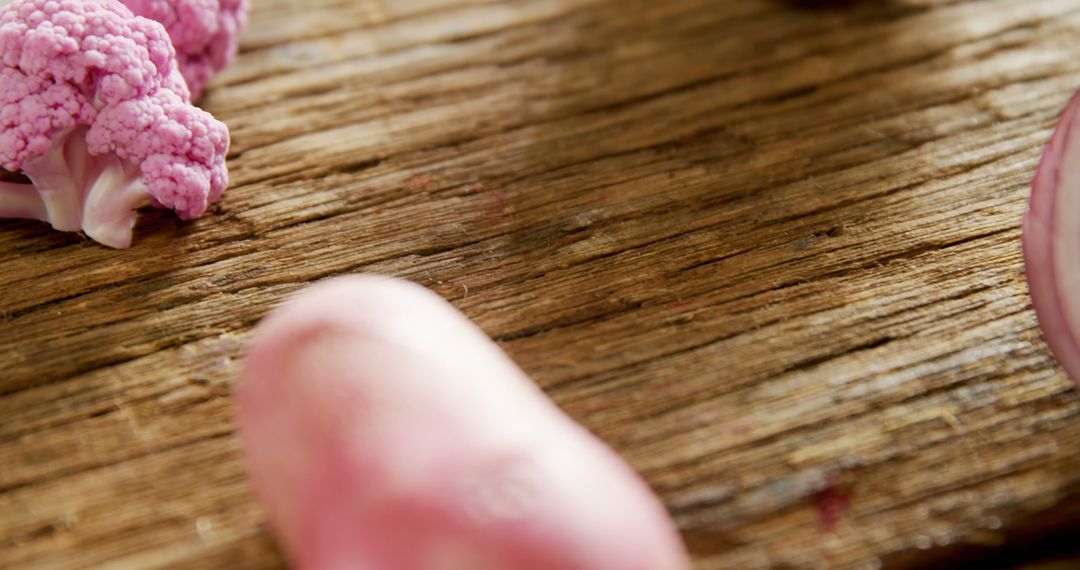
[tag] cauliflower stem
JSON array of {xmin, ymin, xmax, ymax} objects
[{"xmin": 0, "ymin": 128, "xmax": 150, "ymax": 248}]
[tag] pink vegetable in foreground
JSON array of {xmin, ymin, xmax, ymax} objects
[
  {"xmin": 0, "ymin": 0, "xmax": 229, "ymax": 248},
  {"xmin": 236, "ymin": 276, "xmax": 691, "ymax": 570},
  {"xmin": 1025, "ymin": 90, "xmax": 1080, "ymax": 384},
  {"xmin": 120, "ymin": 0, "xmax": 249, "ymax": 99}
]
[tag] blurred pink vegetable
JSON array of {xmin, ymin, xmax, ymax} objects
[
  {"xmin": 1025, "ymin": 90, "xmax": 1080, "ymax": 384},
  {"xmin": 236, "ymin": 276, "xmax": 692, "ymax": 570},
  {"xmin": 120, "ymin": 0, "xmax": 249, "ymax": 99}
]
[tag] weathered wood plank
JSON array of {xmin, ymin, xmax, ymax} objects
[{"xmin": 3, "ymin": 0, "xmax": 1080, "ymax": 568}]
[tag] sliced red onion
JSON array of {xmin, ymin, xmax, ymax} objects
[{"xmin": 1024, "ymin": 91, "xmax": 1080, "ymax": 384}]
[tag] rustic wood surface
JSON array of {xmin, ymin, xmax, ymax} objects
[{"xmin": 3, "ymin": 0, "xmax": 1080, "ymax": 568}]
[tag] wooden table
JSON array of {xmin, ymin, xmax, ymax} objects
[{"xmin": 3, "ymin": 0, "xmax": 1080, "ymax": 568}]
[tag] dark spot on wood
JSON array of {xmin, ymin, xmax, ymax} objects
[{"xmin": 815, "ymin": 472, "xmax": 855, "ymax": 532}]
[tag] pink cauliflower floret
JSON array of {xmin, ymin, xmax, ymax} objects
[
  {"xmin": 0, "ymin": 70, "xmax": 95, "ymax": 162},
  {"xmin": 88, "ymin": 88, "xmax": 228, "ymax": 218},
  {"xmin": 120, "ymin": 0, "xmax": 249, "ymax": 99},
  {"xmin": 0, "ymin": 0, "xmax": 229, "ymax": 249},
  {"xmin": 1, "ymin": 0, "xmax": 186, "ymax": 101}
]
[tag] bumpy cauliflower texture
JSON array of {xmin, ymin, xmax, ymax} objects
[
  {"xmin": 120, "ymin": 0, "xmax": 249, "ymax": 99},
  {"xmin": 0, "ymin": 0, "xmax": 229, "ymax": 248}
]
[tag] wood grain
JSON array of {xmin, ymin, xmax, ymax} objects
[{"xmin": 2, "ymin": 0, "xmax": 1080, "ymax": 568}]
